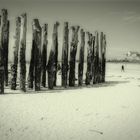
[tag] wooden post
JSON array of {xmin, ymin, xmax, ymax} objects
[
  {"xmin": 19, "ymin": 13, "xmax": 27, "ymax": 92},
  {"xmin": 69, "ymin": 26, "xmax": 79, "ymax": 87},
  {"xmin": 102, "ymin": 34, "xmax": 106, "ymax": 82},
  {"xmin": 85, "ymin": 32, "xmax": 93, "ymax": 85},
  {"xmin": 92, "ymin": 36, "xmax": 96, "ymax": 84},
  {"xmin": 41, "ymin": 24, "xmax": 48, "ymax": 87},
  {"xmin": 0, "ymin": 15, "xmax": 4, "ymax": 93},
  {"xmin": 4, "ymin": 20, "xmax": 9, "ymax": 86},
  {"xmin": 78, "ymin": 29, "xmax": 85, "ymax": 86},
  {"xmin": 0, "ymin": 9, "xmax": 9, "ymax": 88},
  {"xmin": 93, "ymin": 31, "xmax": 99, "ymax": 84},
  {"xmin": 0, "ymin": 14, "xmax": 3, "ymax": 93},
  {"xmin": 28, "ymin": 19, "xmax": 42, "ymax": 90},
  {"xmin": 47, "ymin": 22, "xmax": 59, "ymax": 89},
  {"xmin": 1, "ymin": 9, "xmax": 9, "ymax": 86},
  {"xmin": 34, "ymin": 19, "xmax": 42, "ymax": 91},
  {"xmin": 28, "ymin": 28, "xmax": 35, "ymax": 89},
  {"xmin": 0, "ymin": 12, "xmax": 4, "ymax": 94},
  {"xmin": 62, "ymin": 22, "xmax": 69, "ymax": 87},
  {"xmin": 98, "ymin": 32, "xmax": 103, "ymax": 83},
  {"xmin": 11, "ymin": 17, "xmax": 21, "ymax": 90},
  {"xmin": 0, "ymin": 9, "xmax": 8, "ymax": 93},
  {"xmin": 31, "ymin": 19, "xmax": 42, "ymax": 91},
  {"xmin": 53, "ymin": 22, "xmax": 59, "ymax": 86}
]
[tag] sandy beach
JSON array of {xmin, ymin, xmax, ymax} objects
[{"xmin": 0, "ymin": 63, "xmax": 140, "ymax": 140}]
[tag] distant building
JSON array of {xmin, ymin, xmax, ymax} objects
[{"xmin": 126, "ymin": 51, "xmax": 140, "ymax": 61}]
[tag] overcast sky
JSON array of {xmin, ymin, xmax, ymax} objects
[{"xmin": 0, "ymin": 0, "xmax": 140, "ymax": 61}]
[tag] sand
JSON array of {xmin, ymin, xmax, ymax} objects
[{"xmin": 0, "ymin": 62, "xmax": 140, "ymax": 140}]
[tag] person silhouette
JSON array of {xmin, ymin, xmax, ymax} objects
[{"xmin": 121, "ymin": 65, "xmax": 124, "ymax": 72}]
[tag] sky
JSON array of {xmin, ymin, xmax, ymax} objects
[{"xmin": 0, "ymin": 0, "xmax": 140, "ymax": 61}]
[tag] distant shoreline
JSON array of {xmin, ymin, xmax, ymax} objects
[{"xmin": 106, "ymin": 60, "xmax": 140, "ymax": 64}]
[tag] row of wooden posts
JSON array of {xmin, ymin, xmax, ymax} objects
[{"xmin": 0, "ymin": 9, "xmax": 106, "ymax": 94}]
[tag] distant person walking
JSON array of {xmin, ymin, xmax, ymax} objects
[{"xmin": 121, "ymin": 65, "xmax": 124, "ymax": 72}]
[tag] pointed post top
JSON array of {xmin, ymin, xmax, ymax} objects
[
  {"xmin": 20, "ymin": 13, "xmax": 26, "ymax": 18},
  {"xmin": 1, "ymin": 9, "xmax": 8, "ymax": 16},
  {"xmin": 71, "ymin": 25, "xmax": 80, "ymax": 33},
  {"xmin": 32, "ymin": 19, "xmax": 41, "ymax": 31}
]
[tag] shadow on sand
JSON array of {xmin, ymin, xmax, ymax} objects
[{"xmin": 3, "ymin": 80, "xmax": 130, "ymax": 95}]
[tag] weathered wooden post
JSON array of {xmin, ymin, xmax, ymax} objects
[
  {"xmin": 98, "ymin": 32, "xmax": 104, "ymax": 83},
  {"xmin": 92, "ymin": 36, "xmax": 96, "ymax": 84},
  {"xmin": 28, "ymin": 20, "xmax": 35, "ymax": 89},
  {"xmin": 54, "ymin": 22, "xmax": 59, "ymax": 86},
  {"xmin": 41, "ymin": 24, "xmax": 48, "ymax": 87},
  {"xmin": 102, "ymin": 34, "xmax": 106, "ymax": 82},
  {"xmin": 19, "ymin": 13, "xmax": 27, "ymax": 92},
  {"xmin": 0, "ymin": 9, "xmax": 8, "ymax": 93},
  {"xmin": 69, "ymin": 26, "xmax": 79, "ymax": 87},
  {"xmin": 4, "ymin": 20, "xmax": 10, "ymax": 86},
  {"xmin": 28, "ymin": 19, "xmax": 42, "ymax": 91},
  {"xmin": 0, "ymin": 9, "xmax": 9, "ymax": 87},
  {"xmin": 0, "ymin": 14, "xmax": 4, "ymax": 93},
  {"xmin": 47, "ymin": 22, "xmax": 59, "ymax": 89},
  {"xmin": 34, "ymin": 19, "xmax": 42, "ymax": 91},
  {"xmin": 11, "ymin": 17, "xmax": 21, "ymax": 90},
  {"xmin": 93, "ymin": 31, "xmax": 99, "ymax": 84},
  {"xmin": 85, "ymin": 32, "xmax": 94, "ymax": 85},
  {"xmin": 78, "ymin": 29, "xmax": 85, "ymax": 86},
  {"xmin": 62, "ymin": 22, "xmax": 69, "ymax": 87}
]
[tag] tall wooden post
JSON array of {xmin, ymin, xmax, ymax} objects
[
  {"xmin": 93, "ymin": 31, "xmax": 99, "ymax": 84},
  {"xmin": 28, "ymin": 19, "xmax": 42, "ymax": 91},
  {"xmin": 0, "ymin": 9, "xmax": 9, "ymax": 93},
  {"xmin": 28, "ymin": 20, "xmax": 36, "ymax": 89},
  {"xmin": 54, "ymin": 22, "xmax": 59, "ymax": 86},
  {"xmin": 28, "ymin": 27, "xmax": 35, "ymax": 89},
  {"xmin": 78, "ymin": 29, "xmax": 85, "ymax": 86},
  {"xmin": 11, "ymin": 17, "xmax": 21, "ymax": 90},
  {"xmin": 92, "ymin": 36, "xmax": 96, "ymax": 84},
  {"xmin": 34, "ymin": 19, "xmax": 42, "ymax": 91},
  {"xmin": 85, "ymin": 32, "xmax": 93, "ymax": 85},
  {"xmin": 0, "ymin": 12, "xmax": 4, "ymax": 93},
  {"xmin": 4, "ymin": 20, "xmax": 10, "ymax": 86},
  {"xmin": 98, "ymin": 32, "xmax": 104, "ymax": 83},
  {"xmin": 0, "ymin": 9, "xmax": 9, "ymax": 88},
  {"xmin": 19, "ymin": 13, "xmax": 27, "ymax": 92},
  {"xmin": 62, "ymin": 22, "xmax": 69, "ymax": 87},
  {"xmin": 102, "ymin": 34, "xmax": 106, "ymax": 82},
  {"xmin": 2, "ymin": 9, "xmax": 9, "ymax": 86},
  {"xmin": 47, "ymin": 22, "xmax": 59, "ymax": 89},
  {"xmin": 69, "ymin": 26, "xmax": 79, "ymax": 87},
  {"xmin": 41, "ymin": 24, "xmax": 48, "ymax": 87},
  {"xmin": 100, "ymin": 32, "xmax": 104, "ymax": 82}
]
